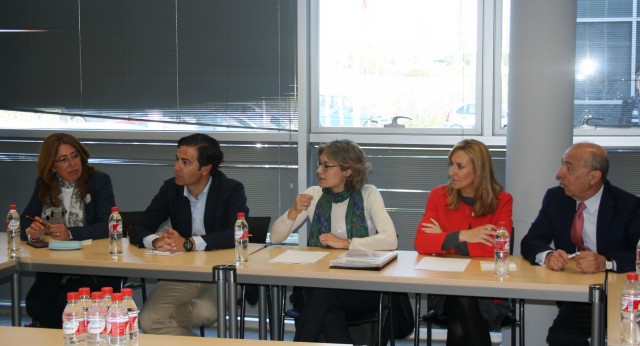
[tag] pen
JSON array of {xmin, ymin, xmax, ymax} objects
[
  {"xmin": 568, "ymin": 251, "xmax": 580, "ymax": 259},
  {"xmin": 25, "ymin": 215, "xmax": 51, "ymax": 228},
  {"xmin": 249, "ymin": 244, "xmax": 269, "ymax": 256}
]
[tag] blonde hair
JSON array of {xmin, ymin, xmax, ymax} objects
[
  {"xmin": 317, "ymin": 139, "xmax": 370, "ymax": 191},
  {"xmin": 446, "ymin": 139, "xmax": 503, "ymax": 216}
]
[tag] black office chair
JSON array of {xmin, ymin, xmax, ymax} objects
[
  {"xmin": 119, "ymin": 211, "xmax": 148, "ymax": 303},
  {"xmin": 416, "ymin": 228, "xmax": 524, "ymax": 346},
  {"xmin": 418, "ymin": 296, "xmax": 523, "ymax": 346},
  {"xmin": 281, "ymin": 287, "xmax": 397, "ymax": 346}
]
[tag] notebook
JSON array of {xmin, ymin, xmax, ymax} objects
[{"xmin": 329, "ymin": 250, "xmax": 398, "ymax": 270}]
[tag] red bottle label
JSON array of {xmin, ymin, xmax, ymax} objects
[
  {"xmin": 108, "ymin": 319, "xmax": 128, "ymax": 337},
  {"xmin": 63, "ymin": 318, "xmax": 87, "ymax": 335},
  {"xmin": 622, "ymin": 297, "xmax": 640, "ymax": 312},
  {"xmin": 495, "ymin": 239, "xmax": 509, "ymax": 251}
]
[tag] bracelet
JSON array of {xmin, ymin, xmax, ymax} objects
[{"xmin": 26, "ymin": 227, "xmax": 33, "ymax": 241}]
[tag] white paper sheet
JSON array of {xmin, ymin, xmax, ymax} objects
[
  {"xmin": 480, "ymin": 261, "xmax": 517, "ymax": 271},
  {"xmin": 415, "ymin": 257, "xmax": 471, "ymax": 272},
  {"xmin": 148, "ymin": 250, "xmax": 185, "ymax": 256},
  {"xmin": 269, "ymin": 250, "xmax": 329, "ymax": 264}
]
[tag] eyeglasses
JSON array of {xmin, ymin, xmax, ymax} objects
[
  {"xmin": 53, "ymin": 151, "xmax": 81, "ymax": 166},
  {"xmin": 317, "ymin": 161, "xmax": 338, "ymax": 170}
]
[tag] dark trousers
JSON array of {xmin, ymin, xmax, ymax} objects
[
  {"xmin": 442, "ymin": 296, "xmax": 491, "ymax": 346},
  {"xmin": 547, "ymin": 302, "xmax": 591, "ymax": 346},
  {"xmin": 294, "ymin": 287, "xmax": 380, "ymax": 343},
  {"xmin": 26, "ymin": 272, "xmax": 123, "ymax": 328}
]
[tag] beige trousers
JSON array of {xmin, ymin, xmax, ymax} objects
[{"xmin": 138, "ymin": 280, "xmax": 218, "ymax": 336}]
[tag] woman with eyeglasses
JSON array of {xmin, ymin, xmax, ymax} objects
[
  {"xmin": 20, "ymin": 132, "xmax": 122, "ymax": 328},
  {"xmin": 414, "ymin": 139, "xmax": 513, "ymax": 346},
  {"xmin": 270, "ymin": 139, "xmax": 397, "ymax": 343}
]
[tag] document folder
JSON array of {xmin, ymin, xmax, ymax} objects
[{"xmin": 329, "ymin": 250, "xmax": 398, "ymax": 270}]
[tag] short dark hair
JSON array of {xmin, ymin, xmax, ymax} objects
[{"xmin": 177, "ymin": 133, "xmax": 223, "ymax": 173}]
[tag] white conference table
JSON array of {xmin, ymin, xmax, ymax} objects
[
  {"xmin": 239, "ymin": 246, "xmax": 603, "ymax": 300},
  {"xmin": 0, "ymin": 235, "xmax": 609, "ymax": 344},
  {"xmin": 606, "ymin": 272, "xmax": 630, "ymax": 346},
  {"xmin": 0, "ymin": 234, "xmax": 241, "ymax": 328},
  {"xmin": 0, "ymin": 255, "xmax": 18, "ymax": 326},
  {"xmin": 0, "ymin": 325, "xmax": 344, "ymax": 345},
  {"xmin": 234, "ymin": 245, "xmax": 607, "ymax": 343}
]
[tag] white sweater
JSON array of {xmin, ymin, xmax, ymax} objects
[{"xmin": 270, "ymin": 185, "xmax": 398, "ymax": 251}]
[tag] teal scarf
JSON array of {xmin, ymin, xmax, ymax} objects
[{"xmin": 308, "ymin": 188, "xmax": 369, "ymax": 247}]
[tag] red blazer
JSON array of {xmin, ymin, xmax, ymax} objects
[{"xmin": 414, "ymin": 185, "xmax": 513, "ymax": 257}]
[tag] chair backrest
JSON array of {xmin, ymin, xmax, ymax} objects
[
  {"xmin": 509, "ymin": 226, "xmax": 515, "ymax": 256},
  {"xmin": 119, "ymin": 211, "xmax": 144, "ymax": 237},
  {"xmin": 246, "ymin": 216, "xmax": 271, "ymax": 244}
]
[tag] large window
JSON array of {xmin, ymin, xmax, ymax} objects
[
  {"xmin": 315, "ymin": 0, "xmax": 489, "ymax": 131},
  {"xmin": 574, "ymin": 0, "xmax": 640, "ymax": 130},
  {"xmin": 0, "ymin": 0, "xmax": 298, "ymax": 133},
  {"xmin": 5, "ymin": 0, "xmax": 640, "ymax": 141}
]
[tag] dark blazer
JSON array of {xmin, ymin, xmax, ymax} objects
[
  {"xmin": 619, "ymin": 96, "xmax": 638, "ymax": 125},
  {"xmin": 521, "ymin": 180, "xmax": 640, "ymax": 273},
  {"xmin": 20, "ymin": 170, "xmax": 116, "ymax": 241},
  {"xmin": 128, "ymin": 170, "xmax": 249, "ymax": 250}
]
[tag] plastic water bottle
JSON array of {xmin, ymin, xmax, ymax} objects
[
  {"xmin": 6, "ymin": 204, "xmax": 21, "ymax": 258},
  {"xmin": 107, "ymin": 293, "xmax": 128, "ymax": 346},
  {"xmin": 234, "ymin": 212, "xmax": 249, "ymax": 264},
  {"xmin": 86, "ymin": 291, "xmax": 107, "ymax": 345},
  {"xmin": 63, "ymin": 292, "xmax": 86, "ymax": 345},
  {"xmin": 78, "ymin": 287, "xmax": 92, "ymax": 324},
  {"xmin": 494, "ymin": 222, "xmax": 510, "ymax": 278},
  {"xmin": 108, "ymin": 207, "xmax": 123, "ymax": 256},
  {"xmin": 636, "ymin": 239, "xmax": 640, "ymax": 274},
  {"xmin": 121, "ymin": 288, "xmax": 139, "ymax": 343},
  {"xmin": 101, "ymin": 286, "xmax": 113, "ymax": 311},
  {"xmin": 621, "ymin": 272, "xmax": 640, "ymax": 346}
]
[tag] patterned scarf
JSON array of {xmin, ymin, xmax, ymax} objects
[
  {"xmin": 41, "ymin": 174, "xmax": 85, "ymax": 227},
  {"xmin": 308, "ymin": 188, "xmax": 369, "ymax": 247}
]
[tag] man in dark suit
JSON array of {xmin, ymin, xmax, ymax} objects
[
  {"xmin": 521, "ymin": 142, "xmax": 640, "ymax": 345},
  {"xmin": 618, "ymin": 71, "xmax": 640, "ymax": 125},
  {"xmin": 129, "ymin": 133, "xmax": 249, "ymax": 336}
]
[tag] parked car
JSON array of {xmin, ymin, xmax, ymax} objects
[
  {"xmin": 319, "ymin": 95, "xmax": 390, "ymax": 127},
  {"xmin": 444, "ymin": 103, "xmax": 508, "ymax": 128}
]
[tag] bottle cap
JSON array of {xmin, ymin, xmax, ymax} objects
[
  {"xmin": 121, "ymin": 288, "xmax": 133, "ymax": 297},
  {"xmin": 78, "ymin": 287, "xmax": 91, "ymax": 296},
  {"xmin": 67, "ymin": 292, "xmax": 80, "ymax": 301},
  {"xmin": 91, "ymin": 292, "xmax": 103, "ymax": 300},
  {"xmin": 101, "ymin": 287, "xmax": 113, "ymax": 295},
  {"xmin": 628, "ymin": 272, "xmax": 639, "ymax": 281},
  {"xmin": 237, "ymin": 212, "xmax": 245, "ymax": 218},
  {"xmin": 111, "ymin": 206, "xmax": 120, "ymax": 212},
  {"xmin": 8, "ymin": 205, "xmax": 16, "ymax": 210},
  {"xmin": 111, "ymin": 293, "xmax": 123, "ymax": 302}
]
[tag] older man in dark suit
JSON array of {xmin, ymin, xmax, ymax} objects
[
  {"xmin": 521, "ymin": 142, "xmax": 640, "ymax": 345},
  {"xmin": 129, "ymin": 133, "xmax": 249, "ymax": 336}
]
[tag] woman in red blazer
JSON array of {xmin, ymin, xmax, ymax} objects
[{"xmin": 414, "ymin": 139, "xmax": 513, "ymax": 346}]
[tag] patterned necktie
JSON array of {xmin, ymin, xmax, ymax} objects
[{"xmin": 570, "ymin": 202, "xmax": 587, "ymax": 251}]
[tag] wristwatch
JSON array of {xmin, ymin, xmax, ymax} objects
[
  {"xmin": 183, "ymin": 237, "xmax": 194, "ymax": 252},
  {"xmin": 605, "ymin": 260, "xmax": 613, "ymax": 271}
]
